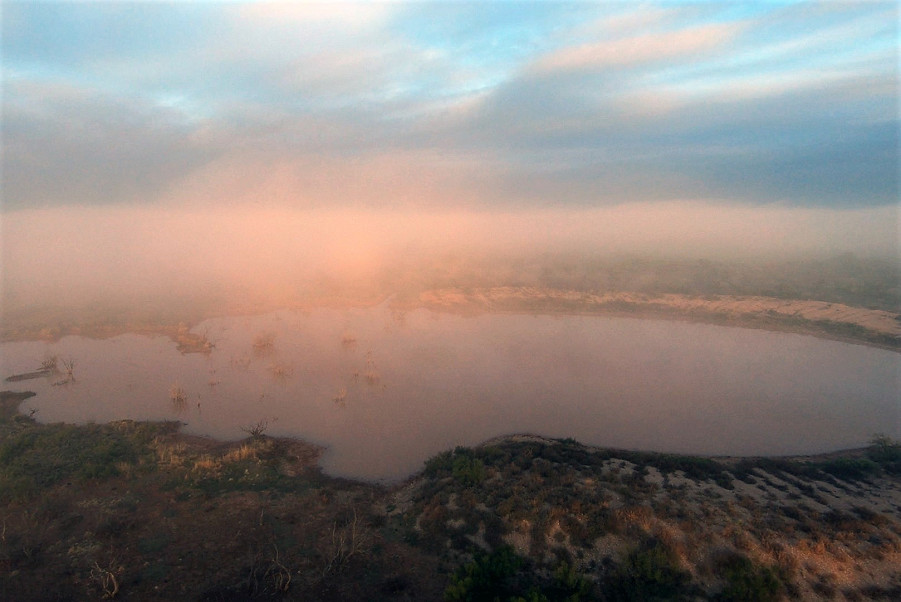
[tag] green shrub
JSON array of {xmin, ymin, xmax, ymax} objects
[
  {"xmin": 546, "ymin": 561, "xmax": 593, "ymax": 602},
  {"xmin": 602, "ymin": 538, "xmax": 692, "ymax": 601},
  {"xmin": 816, "ymin": 458, "xmax": 879, "ymax": 481},
  {"xmin": 868, "ymin": 434, "xmax": 901, "ymax": 474},
  {"xmin": 445, "ymin": 546, "xmax": 522, "ymax": 601},
  {"xmin": 714, "ymin": 554, "xmax": 782, "ymax": 602},
  {"xmin": 425, "ymin": 450, "xmax": 455, "ymax": 477},
  {"xmin": 451, "ymin": 449, "xmax": 486, "ymax": 487}
]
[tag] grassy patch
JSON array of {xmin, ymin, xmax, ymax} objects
[{"xmin": 0, "ymin": 420, "xmax": 165, "ymax": 502}]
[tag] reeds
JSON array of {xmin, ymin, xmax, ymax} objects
[
  {"xmin": 62, "ymin": 358, "xmax": 75, "ymax": 381},
  {"xmin": 51, "ymin": 357, "xmax": 76, "ymax": 386},
  {"xmin": 364, "ymin": 351, "xmax": 381, "ymax": 386},
  {"xmin": 169, "ymin": 383, "xmax": 187, "ymax": 412},
  {"xmin": 40, "ymin": 355, "xmax": 58, "ymax": 372}
]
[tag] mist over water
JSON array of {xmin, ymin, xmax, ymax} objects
[{"xmin": 3, "ymin": 201, "xmax": 898, "ymax": 317}]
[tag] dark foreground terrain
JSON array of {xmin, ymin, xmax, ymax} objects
[{"xmin": 2, "ymin": 390, "xmax": 900, "ymax": 601}]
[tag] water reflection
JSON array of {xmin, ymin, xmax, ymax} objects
[{"xmin": 2, "ymin": 305, "xmax": 899, "ymax": 482}]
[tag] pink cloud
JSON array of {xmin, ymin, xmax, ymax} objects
[{"xmin": 532, "ymin": 22, "xmax": 742, "ymax": 73}]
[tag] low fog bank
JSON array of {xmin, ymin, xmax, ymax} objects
[{"xmin": 2, "ymin": 201, "xmax": 899, "ymax": 335}]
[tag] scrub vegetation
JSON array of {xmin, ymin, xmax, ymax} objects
[{"xmin": 2, "ymin": 390, "xmax": 900, "ymax": 601}]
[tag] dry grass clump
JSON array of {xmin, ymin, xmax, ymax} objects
[
  {"xmin": 223, "ymin": 443, "xmax": 260, "ymax": 463},
  {"xmin": 62, "ymin": 358, "xmax": 75, "ymax": 377},
  {"xmin": 253, "ymin": 332, "xmax": 276, "ymax": 354},
  {"xmin": 268, "ymin": 363, "xmax": 293, "ymax": 380},
  {"xmin": 320, "ymin": 507, "xmax": 371, "ymax": 577},
  {"xmin": 90, "ymin": 560, "xmax": 121, "ymax": 599},
  {"xmin": 154, "ymin": 442, "xmax": 189, "ymax": 467},
  {"xmin": 363, "ymin": 350, "xmax": 381, "ymax": 386},
  {"xmin": 48, "ymin": 357, "xmax": 77, "ymax": 386},
  {"xmin": 169, "ymin": 383, "xmax": 186, "ymax": 401},
  {"xmin": 40, "ymin": 355, "xmax": 58, "ymax": 371},
  {"xmin": 113, "ymin": 460, "xmax": 138, "ymax": 479},
  {"xmin": 164, "ymin": 441, "xmax": 268, "ymax": 477},
  {"xmin": 192, "ymin": 456, "xmax": 220, "ymax": 473},
  {"xmin": 169, "ymin": 383, "xmax": 187, "ymax": 412},
  {"xmin": 230, "ymin": 354, "xmax": 251, "ymax": 370},
  {"xmin": 332, "ymin": 387, "xmax": 347, "ymax": 406}
]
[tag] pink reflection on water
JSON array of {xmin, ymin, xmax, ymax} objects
[{"xmin": 2, "ymin": 306, "xmax": 899, "ymax": 482}]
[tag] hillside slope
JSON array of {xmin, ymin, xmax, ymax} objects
[{"xmin": 2, "ymin": 392, "xmax": 900, "ymax": 600}]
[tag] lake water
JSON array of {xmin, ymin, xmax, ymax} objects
[{"xmin": 2, "ymin": 306, "xmax": 899, "ymax": 482}]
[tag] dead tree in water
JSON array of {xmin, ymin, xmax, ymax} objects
[{"xmin": 241, "ymin": 419, "xmax": 269, "ymax": 439}]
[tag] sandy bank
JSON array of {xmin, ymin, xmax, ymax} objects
[{"xmin": 410, "ymin": 287, "xmax": 901, "ymax": 351}]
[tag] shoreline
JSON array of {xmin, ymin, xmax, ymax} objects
[
  {"xmin": 2, "ymin": 288, "xmax": 900, "ymax": 352},
  {"xmin": 403, "ymin": 287, "xmax": 901, "ymax": 352},
  {"xmin": 3, "ymin": 392, "xmax": 899, "ymax": 601},
  {"xmin": 454, "ymin": 432, "xmax": 877, "ymax": 473},
  {"xmin": 0, "ymin": 390, "xmax": 882, "ymax": 483},
  {"xmin": 449, "ymin": 304, "xmax": 901, "ymax": 352}
]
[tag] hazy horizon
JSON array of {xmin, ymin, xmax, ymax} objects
[{"xmin": 2, "ymin": 1, "xmax": 899, "ymax": 316}]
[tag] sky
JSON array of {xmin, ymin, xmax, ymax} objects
[
  {"xmin": 1, "ymin": 1, "xmax": 900, "ymax": 311},
  {"xmin": 4, "ymin": 0, "xmax": 898, "ymax": 210}
]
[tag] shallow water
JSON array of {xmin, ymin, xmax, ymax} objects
[{"xmin": 2, "ymin": 306, "xmax": 899, "ymax": 481}]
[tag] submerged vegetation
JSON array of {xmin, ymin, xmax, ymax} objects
[
  {"xmin": 168, "ymin": 383, "xmax": 187, "ymax": 412},
  {"xmin": 2, "ymin": 390, "xmax": 900, "ymax": 600}
]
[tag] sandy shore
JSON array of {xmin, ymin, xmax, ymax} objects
[
  {"xmin": 409, "ymin": 287, "xmax": 901, "ymax": 351},
  {"xmin": 2, "ymin": 287, "xmax": 898, "ymax": 352}
]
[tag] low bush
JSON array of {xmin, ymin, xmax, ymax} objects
[
  {"xmin": 453, "ymin": 455, "xmax": 487, "ymax": 487},
  {"xmin": 602, "ymin": 537, "xmax": 693, "ymax": 601},
  {"xmin": 714, "ymin": 553, "xmax": 782, "ymax": 602},
  {"xmin": 868, "ymin": 435, "xmax": 901, "ymax": 475},
  {"xmin": 445, "ymin": 546, "xmax": 522, "ymax": 601},
  {"xmin": 816, "ymin": 458, "xmax": 880, "ymax": 481}
]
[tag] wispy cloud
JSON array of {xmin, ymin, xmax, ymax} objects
[
  {"xmin": 1, "ymin": 1, "xmax": 897, "ymax": 213},
  {"xmin": 532, "ymin": 22, "xmax": 742, "ymax": 73}
]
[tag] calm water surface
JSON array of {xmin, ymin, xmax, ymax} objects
[{"xmin": 2, "ymin": 306, "xmax": 899, "ymax": 481}]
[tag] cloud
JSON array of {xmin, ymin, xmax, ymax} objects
[
  {"xmin": 2, "ymin": 76, "xmax": 219, "ymax": 210},
  {"xmin": 236, "ymin": 1, "xmax": 393, "ymax": 30},
  {"xmin": 532, "ymin": 22, "xmax": 741, "ymax": 73},
  {"xmin": 1, "ymin": 1, "xmax": 897, "ymax": 214}
]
